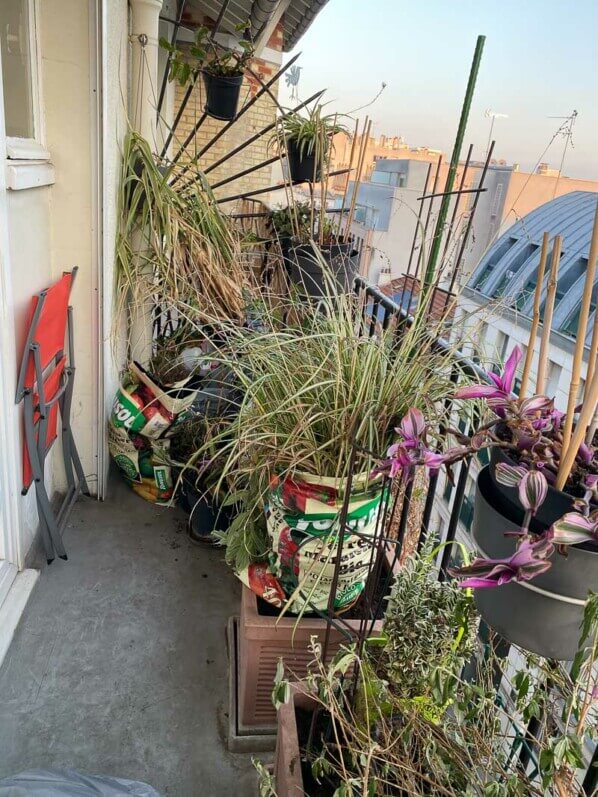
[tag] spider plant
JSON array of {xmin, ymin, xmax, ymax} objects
[
  {"xmin": 187, "ymin": 254, "xmax": 459, "ymax": 571},
  {"xmin": 274, "ymin": 104, "xmax": 348, "ymax": 160},
  {"xmin": 115, "ymin": 131, "xmax": 251, "ymax": 349},
  {"xmin": 160, "ymin": 21, "xmax": 254, "ymax": 85}
]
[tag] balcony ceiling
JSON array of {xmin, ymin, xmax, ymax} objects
[{"xmin": 184, "ymin": 0, "xmax": 330, "ymax": 51}]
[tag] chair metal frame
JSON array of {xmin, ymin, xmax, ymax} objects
[{"xmin": 15, "ymin": 268, "xmax": 89, "ymax": 563}]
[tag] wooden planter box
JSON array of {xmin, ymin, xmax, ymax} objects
[
  {"xmin": 238, "ymin": 582, "xmax": 386, "ymax": 732},
  {"xmin": 274, "ymin": 683, "xmax": 316, "ymax": 797}
]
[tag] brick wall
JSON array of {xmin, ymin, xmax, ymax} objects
[{"xmin": 172, "ymin": 23, "xmax": 284, "ymax": 201}]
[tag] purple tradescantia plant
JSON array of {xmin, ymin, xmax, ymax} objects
[
  {"xmin": 452, "ymin": 344, "xmax": 596, "ymax": 488},
  {"xmin": 448, "ymin": 536, "xmax": 554, "ymax": 589},
  {"xmin": 551, "ymin": 511, "xmax": 598, "ymax": 546},
  {"xmin": 377, "ymin": 341, "xmax": 598, "ymax": 589},
  {"xmin": 373, "ymin": 407, "xmax": 445, "ymax": 480}
]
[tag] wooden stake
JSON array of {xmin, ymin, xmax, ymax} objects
[
  {"xmin": 520, "ymin": 231, "xmax": 550, "ymax": 398},
  {"xmin": 335, "ymin": 118, "xmax": 359, "ymax": 237},
  {"xmin": 536, "ymin": 235, "xmax": 562, "ymax": 394},
  {"xmin": 585, "ymin": 315, "xmax": 598, "ymax": 444},
  {"xmin": 561, "ymin": 199, "xmax": 598, "ymax": 451},
  {"xmin": 556, "ymin": 359, "xmax": 598, "ymax": 490},
  {"xmin": 345, "ymin": 118, "xmax": 371, "ymax": 236}
]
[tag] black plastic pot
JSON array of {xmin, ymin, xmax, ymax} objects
[
  {"xmin": 472, "ymin": 465, "xmax": 598, "ymax": 660},
  {"xmin": 488, "ymin": 446, "xmax": 575, "ymax": 532},
  {"xmin": 286, "ymin": 139, "xmax": 320, "ymax": 183},
  {"xmin": 179, "ymin": 472, "xmax": 231, "ymax": 544},
  {"xmin": 202, "ymin": 71, "xmax": 243, "ymax": 121},
  {"xmin": 288, "ymin": 241, "xmax": 359, "ymax": 299}
]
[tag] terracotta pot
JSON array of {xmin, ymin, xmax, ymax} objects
[
  {"xmin": 237, "ymin": 580, "xmax": 388, "ymax": 731},
  {"xmin": 274, "ymin": 684, "xmax": 316, "ymax": 797}
]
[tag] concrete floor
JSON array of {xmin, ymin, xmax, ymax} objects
[{"xmin": 0, "ymin": 477, "xmax": 258, "ymax": 796}]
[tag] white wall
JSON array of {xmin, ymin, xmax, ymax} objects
[
  {"xmin": 101, "ymin": 0, "xmax": 130, "ymax": 498},
  {"xmin": 1, "ymin": 0, "xmax": 113, "ymax": 562},
  {"xmin": 6, "ymin": 186, "xmax": 55, "ymax": 558}
]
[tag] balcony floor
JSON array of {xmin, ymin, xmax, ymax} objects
[{"xmin": 0, "ymin": 476, "xmax": 257, "ymax": 796}]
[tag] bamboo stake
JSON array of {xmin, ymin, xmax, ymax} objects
[
  {"xmin": 556, "ymin": 360, "xmax": 598, "ymax": 490},
  {"xmin": 561, "ymin": 199, "xmax": 598, "ymax": 451},
  {"xmin": 585, "ymin": 314, "xmax": 598, "ymax": 443},
  {"xmin": 335, "ymin": 118, "xmax": 359, "ymax": 237},
  {"xmin": 318, "ymin": 116, "xmax": 327, "ymax": 244},
  {"xmin": 520, "ymin": 231, "xmax": 550, "ymax": 398},
  {"xmin": 345, "ymin": 118, "xmax": 371, "ymax": 236},
  {"xmin": 536, "ymin": 235, "xmax": 562, "ymax": 394}
]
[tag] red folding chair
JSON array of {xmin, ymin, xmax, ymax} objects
[{"xmin": 15, "ymin": 268, "xmax": 89, "ymax": 562}]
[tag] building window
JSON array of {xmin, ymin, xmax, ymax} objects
[
  {"xmin": 546, "ymin": 361, "xmax": 562, "ymax": 399},
  {"xmin": 491, "ymin": 183, "xmax": 504, "ymax": 217},
  {"xmin": 0, "ymin": 0, "xmax": 44, "ymax": 156}
]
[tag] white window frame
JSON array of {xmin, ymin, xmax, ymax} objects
[{"xmin": 2, "ymin": 0, "xmax": 49, "ymax": 162}]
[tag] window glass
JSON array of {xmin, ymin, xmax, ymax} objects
[
  {"xmin": 546, "ymin": 361, "xmax": 562, "ymax": 399},
  {"xmin": 0, "ymin": 0, "xmax": 34, "ymax": 138},
  {"xmin": 371, "ymin": 170, "xmax": 391, "ymax": 186}
]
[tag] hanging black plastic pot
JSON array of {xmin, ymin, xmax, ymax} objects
[
  {"xmin": 286, "ymin": 139, "xmax": 320, "ymax": 183},
  {"xmin": 288, "ymin": 241, "xmax": 359, "ymax": 300},
  {"xmin": 472, "ymin": 465, "xmax": 598, "ymax": 660},
  {"xmin": 202, "ymin": 70, "xmax": 243, "ymax": 121}
]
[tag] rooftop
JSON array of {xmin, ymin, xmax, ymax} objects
[{"xmin": 468, "ymin": 190, "xmax": 598, "ymax": 343}]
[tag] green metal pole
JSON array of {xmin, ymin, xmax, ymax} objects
[{"xmin": 423, "ymin": 34, "xmax": 486, "ymax": 288}]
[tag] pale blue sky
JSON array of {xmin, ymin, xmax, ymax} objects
[{"xmin": 281, "ymin": 0, "xmax": 598, "ymax": 179}]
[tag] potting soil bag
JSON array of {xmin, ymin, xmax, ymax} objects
[
  {"xmin": 111, "ymin": 362, "xmax": 197, "ymax": 439},
  {"xmin": 109, "ymin": 424, "xmax": 173, "ymax": 504},
  {"xmin": 238, "ymin": 473, "xmax": 384, "ymax": 613},
  {"xmin": 109, "ymin": 362, "xmax": 197, "ymax": 504},
  {"xmin": 0, "ymin": 768, "xmax": 161, "ymax": 796}
]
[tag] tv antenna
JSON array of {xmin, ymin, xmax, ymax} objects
[
  {"xmin": 484, "ymin": 109, "xmax": 508, "ymax": 159},
  {"xmin": 546, "ymin": 110, "xmax": 577, "ymax": 197}
]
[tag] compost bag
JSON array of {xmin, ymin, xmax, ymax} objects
[
  {"xmin": 238, "ymin": 472, "xmax": 385, "ymax": 613},
  {"xmin": 109, "ymin": 362, "xmax": 197, "ymax": 504}
]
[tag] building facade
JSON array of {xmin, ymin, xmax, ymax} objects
[{"xmin": 342, "ymin": 154, "xmax": 598, "ymax": 289}]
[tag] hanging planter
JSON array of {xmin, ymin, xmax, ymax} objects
[
  {"xmin": 286, "ymin": 138, "xmax": 320, "ymax": 183},
  {"xmin": 487, "ymin": 445, "xmax": 574, "ymax": 532},
  {"xmin": 472, "ymin": 464, "xmax": 598, "ymax": 660},
  {"xmin": 202, "ymin": 70, "xmax": 244, "ymax": 121},
  {"xmin": 289, "ymin": 240, "xmax": 359, "ymax": 299}
]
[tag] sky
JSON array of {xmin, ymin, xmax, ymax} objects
[{"xmin": 280, "ymin": 0, "xmax": 598, "ymax": 180}]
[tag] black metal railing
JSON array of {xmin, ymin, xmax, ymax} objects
[{"xmin": 353, "ymin": 276, "xmax": 598, "ymax": 794}]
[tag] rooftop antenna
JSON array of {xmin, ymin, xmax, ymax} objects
[
  {"xmin": 484, "ymin": 109, "xmax": 508, "ymax": 158},
  {"xmin": 547, "ymin": 109, "xmax": 577, "ymax": 198}
]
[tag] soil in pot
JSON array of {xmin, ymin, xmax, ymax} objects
[
  {"xmin": 472, "ymin": 465, "xmax": 598, "ymax": 660},
  {"xmin": 289, "ymin": 241, "xmax": 359, "ymax": 299},
  {"xmin": 202, "ymin": 70, "xmax": 243, "ymax": 121},
  {"xmin": 286, "ymin": 139, "xmax": 320, "ymax": 183}
]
